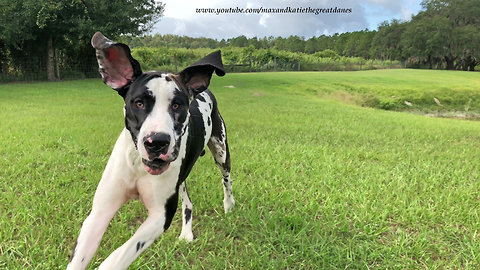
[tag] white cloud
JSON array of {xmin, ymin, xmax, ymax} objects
[
  {"xmin": 259, "ymin": 14, "xmax": 270, "ymax": 28},
  {"xmin": 173, "ymin": 20, "xmax": 186, "ymax": 34},
  {"xmin": 401, "ymin": 6, "xmax": 414, "ymax": 20}
]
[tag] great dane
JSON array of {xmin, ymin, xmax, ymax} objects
[{"xmin": 67, "ymin": 32, "xmax": 235, "ymax": 269}]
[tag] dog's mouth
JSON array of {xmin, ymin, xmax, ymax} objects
[{"xmin": 142, "ymin": 158, "xmax": 171, "ymax": 175}]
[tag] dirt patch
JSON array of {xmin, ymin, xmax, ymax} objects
[
  {"xmin": 321, "ymin": 90, "xmax": 363, "ymax": 106},
  {"xmin": 322, "ymin": 91, "xmax": 480, "ymax": 121},
  {"xmin": 423, "ymin": 111, "xmax": 480, "ymax": 120}
]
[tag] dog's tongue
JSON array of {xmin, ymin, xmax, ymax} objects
[
  {"xmin": 143, "ymin": 163, "xmax": 170, "ymax": 175},
  {"xmin": 143, "ymin": 164, "xmax": 160, "ymax": 175}
]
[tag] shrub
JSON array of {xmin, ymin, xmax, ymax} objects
[{"xmin": 130, "ymin": 46, "xmax": 403, "ymax": 73}]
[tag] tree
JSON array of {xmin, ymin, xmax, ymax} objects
[
  {"xmin": 0, "ymin": 0, "xmax": 164, "ymax": 81},
  {"xmin": 273, "ymin": 36, "xmax": 305, "ymax": 52},
  {"xmin": 401, "ymin": 12, "xmax": 441, "ymax": 68},
  {"xmin": 357, "ymin": 30, "xmax": 375, "ymax": 59},
  {"xmin": 342, "ymin": 31, "xmax": 374, "ymax": 58},
  {"xmin": 304, "ymin": 37, "xmax": 320, "ymax": 54},
  {"xmin": 410, "ymin": 0, "xmax": 480, "ymax": 70},
  {"xmin": 370, "ymin": 20, "xmax": 406, "ymax": 61},
  {"xmin": 228, "ymin": 35, "xmax": 248, "ymax": 47},
  {"xmin": 332, "ymin": 33, "xmax": 347, "ymax": 56}
]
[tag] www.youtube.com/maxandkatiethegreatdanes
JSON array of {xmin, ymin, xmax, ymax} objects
[{"xmin": 196, "ymin": 6, "xmax": 353, "ymax": 16}]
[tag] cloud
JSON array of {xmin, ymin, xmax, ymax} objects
[
  {"xmin": 360, "ymin": 0, "xmax": 422, "ymax": 29},
  {"xmin": 401, "ymin": 6, "xmax": 414, "ymax": 20},
  {"xmin": 152, "ymin": 0, "xmax": 422, "ymax": 39},
  {"xmin": 259, "ymin": 14, "xmax": 270, "ymax": 28}
]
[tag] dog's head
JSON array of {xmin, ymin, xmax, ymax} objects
[{"xmin": 91, "ymin": 32, "xmax": 225, "ymax": 175}]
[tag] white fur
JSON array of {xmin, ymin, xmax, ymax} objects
[
  {"xmin": 67, "ymin": 128, "xmax": 185, "ymax": 270},
  {"xmin": 67, "ymin": 77, "xmax": 234, "ymax": 270},
  {"xmin": 137, "ymin": 77, "xmax": 177, "ymax": 161}
]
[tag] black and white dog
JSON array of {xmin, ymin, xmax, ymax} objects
[{"xmin": 67, "ymin": 32, "xmax": 234, "ymax": 270}]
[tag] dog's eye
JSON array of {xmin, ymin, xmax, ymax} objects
[
  {"xmin": 135, "ymin": 101, "xmax": 145, "ymax": 109},
  {"xmin": 172, "ymin": 103, "xmax": 180, "ymax": 110}
]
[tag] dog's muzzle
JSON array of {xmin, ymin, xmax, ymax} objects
[{"xmin": 141, "ymin": 132, "xmax": 177, "ymax": 175}]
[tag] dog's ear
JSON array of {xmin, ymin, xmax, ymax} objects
[
  {"xmin": 179, "ymin": 50, "xmax": 225, "ymax": 96},
  {"xmin": 91, "ymin": 32, "xmax": 142, "ymax": 97}
]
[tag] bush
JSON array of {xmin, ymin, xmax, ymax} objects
[
  {"xmin": 314, "ymin": 49, "xmax": 340, "ymax": 59},
  {"xmin": 131, "ymin": 46, "xmax": 403, "ymax": 73}
]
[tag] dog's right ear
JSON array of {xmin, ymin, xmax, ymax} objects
[
  {"xmin": 178, "ymin": 50, "xmax": 226, "ymax": 97},
  {"xmin": 91, "ymin": 32, "xmax": 142, "ymax": 98}
]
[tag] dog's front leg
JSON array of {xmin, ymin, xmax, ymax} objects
[
  {"xmin": 178, "ymin": 181, "xmax": 194, "ymax": 242},
  {"xmin": 68, "ymin": 208, "xmax": 120, "ymax": 270},
  {"xmin": 67, "ymin": 175, "xmax": 128, "ymax": 270},
  {"xmin": 68, "ymin": 131, "xmax": 133, "ymax": 270},
  {"xmin": 98, "ymin": 210, "xmax": 167, "ymax": 270},
  {"xmin": 98, "ymin": 176, "xmax": 179, "ymax": 270}
]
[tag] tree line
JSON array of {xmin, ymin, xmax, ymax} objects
[{"xmin": 126, "ymin": 0, "xmax": 480, "ymax": 71}]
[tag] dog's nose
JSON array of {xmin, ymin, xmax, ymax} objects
[{"xmin": 143, "ymin": 132, "xmax": 170, "ymax": 157}]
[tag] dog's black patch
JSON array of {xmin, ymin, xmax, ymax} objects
[
  {"xmin": 185, "ymin": 208, "xmax": 192, "ymax": 223},
  {"xmin": 164, "ymin": 192, "xmax": 178, "ymax": 231},
  {"xmin": 177, "ymin": 98, "xmax": 208, "ymax": 182},
  {"xmin": 136, "ymin": 241, "xmax": 147, "ymax": 253},
  {"xmin": 196, "ymin": 94, "xmax": 206, "ymax": 102},
  {"xmin": 136, "ymin": 241, "xmax": 146, "ymax": 252},
  {"xmin": 170, "ymin": 89, "xmax": 190, "ymax": 137}
]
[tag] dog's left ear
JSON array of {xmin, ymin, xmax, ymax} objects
[
  {"xmin": 91, "ymin": 32, "xmax": 142, "ymax": 98},
  {"xmin": 179, "ymin": 50, "xmax": 225, "ymax": 96}
]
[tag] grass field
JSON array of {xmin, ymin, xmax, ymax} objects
[{"xmin": 0, "ymin": 69, "xmax": 479, "ymax": 269}]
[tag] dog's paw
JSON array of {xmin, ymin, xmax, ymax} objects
[
  {"xmin": 223, "ymin": 197, "xmax": 235, "ymax": 214},
  {"xmin": 178, "ymin": 231, "xmax": 194, "ymax": 242}
]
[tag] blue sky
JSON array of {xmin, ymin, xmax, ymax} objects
[
  {"xmin": 361, "ymin": 0, "xmax": 423, "ymax": 30},
  {"xmin": 153, "ymin": 0, "xmax": 423, "ymax": 39}
]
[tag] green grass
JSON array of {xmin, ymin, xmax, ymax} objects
[
  {"xmin": 1, "ymin": 70, "xmax": 480, "ymax": 269},
  {"xmin": 269, "ymin": 69, "xmax": 480, "ymax": 114}
]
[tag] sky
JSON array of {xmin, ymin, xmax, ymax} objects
[{"xmin": 152, "ymin": 0, "xmax": 423, "ymax": 39}]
